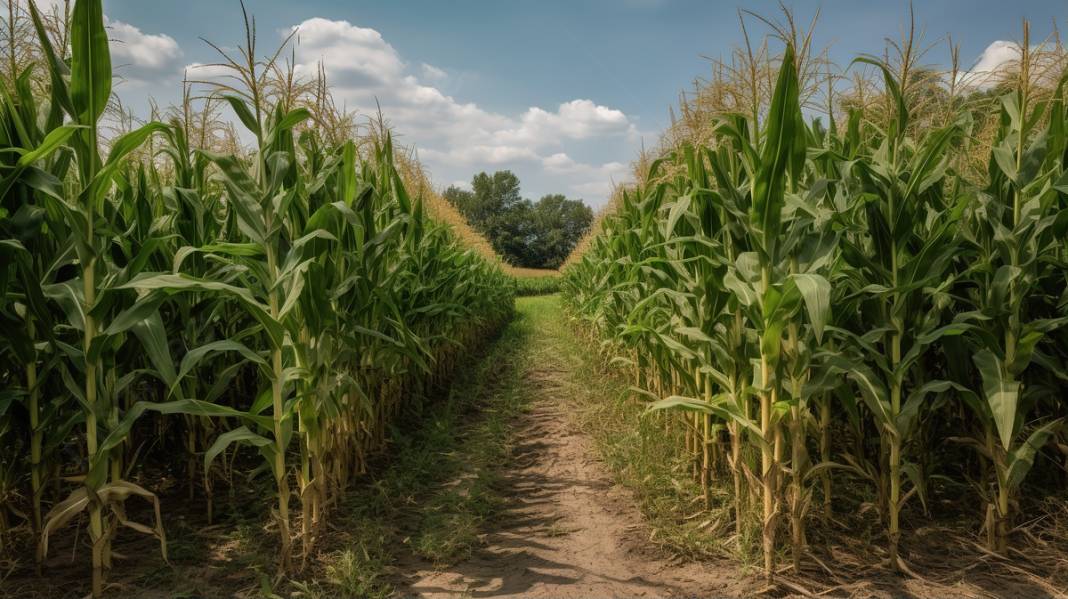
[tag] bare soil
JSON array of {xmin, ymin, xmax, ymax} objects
[{"xmin": 397, "ymin": 316, "xmax": 754, "ymax": 598}]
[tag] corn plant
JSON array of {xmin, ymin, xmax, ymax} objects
[
  {"xmin": 823, "ymin": 55, "xmax": 969, "ymax": 570},
  {"xmin": 563, "ymin": 26, "xmax": 1068, "ymax": 587},
  {"xmin": 611, "ymin": 43, "xmax": 833, "ymax": 582},
  {"xmin": 951, "ymin": 35, "xmax": 1068, "ymax": 552},
  {"xmin": 0, "ymin": 2, "xmax": 515, "ymax": 596}
]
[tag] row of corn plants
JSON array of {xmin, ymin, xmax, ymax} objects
[
  {"xmin": 563, "ymin": 36, "xmax": 1068, "ymax": 585},
  {"xmin": 0, "ymin": 1, "xmax": 514, "ymax": 596}
]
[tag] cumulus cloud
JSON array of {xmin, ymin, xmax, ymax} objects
[
  {"xmin": 573, "ymin": 180, "xmax": 617, "ymax": 198},
  {"xmin": 541, "ymin": 153, "xmax": 629, "ymax": 200},
  {"xmin": 290, "ymin": 17, "xmax": 405, "ymax": 88},
  {"xmin": 496, "ymin": 100, "xmax": 634, "ymax": 146},
  {"xmin": 543, "ymin": 152, "xmax": 578, "ymax": 172},
  {"xmin": 955, "ymin": 40, "xmax": 1065, "ymax": 92},
  {"xmin": 269, "ymin": 17, "xmax": 636, "ymax": 205},
  {"xmin": 542, "ymin": 152, "xmax": 625, "ymax": 175},
  {"xmin": 420, "ymin": 63, "xmax": 447, "ymax": 81},
  {"xmin": 423, "ymin": 144, "xmax": 540, "ymax": 165},
  {"xmin": 107, "ymin": 17, "xmax": 183, "ymax": 85},
  {"xmin": 957, "ymin": 41, "xmax": 1020, "ymax": 90}
]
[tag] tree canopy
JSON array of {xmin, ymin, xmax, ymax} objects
[{"xmin": 444, "ymin": 171, "xmax": 593, "ymax": 269}]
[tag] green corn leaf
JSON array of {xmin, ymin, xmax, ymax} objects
[
  {"xmin": 173, "ymin": 242, "xmax": 265, "ymax": 273},
  {"xmin": 204, "ymin": 426, "xmax": 276, "ymax": 475},
  {"xmin": 268, "ymin": 107, "xmax": 312, "ymax": 140},
  {"xmin": 177, "ymin": 340, "xmax": 268, "ymax": 389},
  {"xmin": 223, "ymin": 95, "xmax": 262, "ymax": 137},
  {"xmin": 751, "ymin": 43, "xmax": 800, "ymax": 261},
  {"xmin": 69, "ymin": 0, "xmax": 111, "ymax": 126},
  {"xmin": 852, "ymin": 56, "xmax": 907, "ymax": 138},
  {"xmin": 130, "ymin": 310, "xmax": 177, "ymax": 388},
  {"xmin": 103, "ymin": 293, "xmax": 166, "ymax": 336},
  {"xmin": 17, "ymin": 125, "xmax": 83, "ymax": 167},
  {"xmin": 973, "ymin": 349, "xmax": 1020, "ymax": 451},
  {"xmin": 119, "ymin": 273, "xmax": 284, "ymax": 350},
  {"xmin": 88, "ymin": 399, "xmax": 273, "ymax": 488},
  {"xmin": 790, "ymin": 273, "xmax": 831, "ymax": 343},
  {"xmin": 105, "ymin": 122, "xmax": 169, "ymax": 167},
  {"xmin": 26, "ymin": 0, "xmax": 75, "ymax": 119},
  {"xmin": 645, "ymin": 395, "xmax": 765, "ymax": 442},
  {"xmin": 1005, "ymin": 418, "xmax": 1064, "ymax": 490}
]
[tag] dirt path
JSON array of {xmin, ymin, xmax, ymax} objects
[{"xmin": 402, "ymin": 296, "xmax": 748, "ymax": 598}]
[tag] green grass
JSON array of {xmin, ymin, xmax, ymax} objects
[{"xmin": 512, "ymin": 275, "xmax": 562, "ymax": 296}]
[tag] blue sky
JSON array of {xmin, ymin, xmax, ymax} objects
[{"xmin": 90, "ymin": 0, "xmax": 1065, "ymax": 207}]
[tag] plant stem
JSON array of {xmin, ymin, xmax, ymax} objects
[
  {"xmin": 266, "ymin": 243, "xmax": 291, "ymax": 571},
  {"xmin": 27, "ymin": 318, "xmax": 42, "ymax": 537},
  {"xmin": 760, "ymin": 265, "xmax": 777, "ymax": 585}
]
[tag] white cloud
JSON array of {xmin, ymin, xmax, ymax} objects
[
  {"xmin": 956, "ymin": 41, "xmax": 1019, "ymax": 90},
  {"xmin": 420, "ymin": 63, "xmax": 447, "ymax": 81},
  {"xmin": 541, "ymin": 152, "xmax": 628, "ymax": 200},
  {"xmin": 19, "ymin": 4, "xmax": 184, "ymax": 87},
  {"xmin": 542, "ymin": 152, "xmax": 625, "ymax": 175},
  {"xmin": 423, "ymin": 144, "xmax": 540, "ymax": 165},
  {"xmin": 290, "ymin": 17, "xmax": 405, "ymax": 89},
  {"xmin": 543, "ymin": 152, "xmax": 578, "ymax": 172},
  {"xmin": 496, "ymin": 100, "xmax": 634, "ymax": 146},
  {"xmin": 955, "ymin": 40, "xmax": 1065, "ymax": 92},
  {"xmin": 573, "ymin": 180, "xmax": 616, "ymax": 198},
  {"xmin": 107, "ymin": 18, "xmax": 183, "ymax": 86},
  {"xmin": 183, "ymin": 62, "xmax": 232, "ymax": 80},
  {"xmin": 274, "ymin": 17, "xmax": 635, "ymax": 205}
]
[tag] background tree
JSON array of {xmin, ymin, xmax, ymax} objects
[
  {"xmin": 445, "ymin": 170, "xmax": 523, "ymax": 232},
  {"xmin": 444, "ymin": 171, "xmax": 592, "ymax": 268},
  {"xmin": 529, "ymin": 194, "xmax": 593, "ymax": 268}
]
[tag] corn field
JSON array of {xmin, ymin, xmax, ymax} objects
[
  {"xmin": 0, "ymin": 1, "xmax": 513, "ymax": 596},
  {"xmin": 563, "ymin": 23, "xmax": 1068, "ymax": 586}
]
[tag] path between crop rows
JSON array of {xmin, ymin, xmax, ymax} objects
[{"xmin": 400, "ymin": 296, "xmax": 745, "ymax": 598}]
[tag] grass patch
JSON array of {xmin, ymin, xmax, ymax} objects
[
  {"xmin": 512, "ymin": 274, "xmax": 562, "ymax": 296},
  {"xmin": 318, "ymin": 541, "xmax": 393, "ymax": 599}
]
